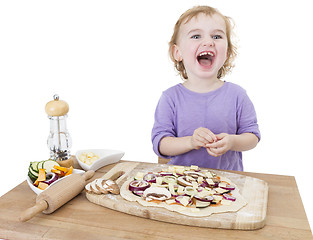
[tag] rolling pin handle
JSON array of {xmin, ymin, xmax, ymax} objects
[
  {"xmin": 83, "ymin": 170, "xmax": 95, "ymax": 181},
  {"xmin": 19, "ymin": 200, "xmax": 48, "ymax": 222}
]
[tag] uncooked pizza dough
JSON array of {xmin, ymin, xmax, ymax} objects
[{"xmin": 120, "ymin": 165, "xmax": 247, "ymax": 217}]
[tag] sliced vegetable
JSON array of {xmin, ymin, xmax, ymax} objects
[
  {"xmin": 163, "ymin": 176, "xmax": 177, "ymax": 184},
  {"xmin": 143, "ymin": 173, "xmax": 157, "ymax": 183},
  {"xmin": 219, "ymin": 183, "xmax": 235, "ymax": 191},
  {"xmin": 177, "ymin": 176, "xmax": 193, "ymax": 187},
  {"xmin": 44, "ymin": 172, "xmax": 59, "ymax": 185},
  {"xmin": 175, "ymin": 195, "xmax": 192, "ymax": 206},
  {"xmin": 36, "ymin": 169, "xmax": 46, "ymax": 182},
  {"xmin": 184, "ymin": 186, "xmax": 197, "ymax": 196},
  {"xmin": 28, "ymin": 171, "xmax": 37, "ymax": 182},
  {"xmin": 30, "ymin": 161, "xmax": 39, "ymax": 173},
  {"xmin": 199, "ymin": 180, "xmax": 209, "ymax": 188},
  {"xmin": 223, "ymin": 194, "xmax": 236, "ymax": 201},
  {"xmin": 129, "ymin": 180, "xmax": 150, "ymax": 192},
  {"xmin": 65, "ymin": 166, "xmax": 73, "ymax": 176},
  {"xmin": 159, "ymin": 172, "xmax": 173, "ymax": 176},
  {"xmin": 143, "ymin": 187, "xmax": 171, "ymax": 201},
  {"xmin": 53, "ymin": 165, "xmax": 69, "ymax": 173},
  {"xmin": 38, "ymin": 182, "xmax": 49, "ymax": 190},
  {"xmin": 184, "ymin": 171, "xmax": 206, "ymax": 178},
  {"xmin": 51, "ymin": 169, "xmax": 63, "ymax": 175},
  {"xmin": 37, "ymin": 160, "xmax": 45, "ymax": 170},
  {"xmin": 28, "ymin": 166, "xmax": 39, "ymax": 178},
  {"xmin": 194, "ymin": 195, "xmax": 214, "ymax": 202},
  {"xmin": 133, "ymin": 190, "xmax": 144, "ymax": 197},
  {"xmin": 195, "ymin": 199, "xmax": 211, "ymax": 208},
  {"xmin": 42, "ymin": 160, "xmax": 60, "ymax": 173}
]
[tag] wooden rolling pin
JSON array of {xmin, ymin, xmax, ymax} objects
[{"xmin": 19, "ymin": 170, "xmax": 95, "ymax": 222}]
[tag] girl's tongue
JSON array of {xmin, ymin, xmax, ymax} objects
[{"xmin": 197, "ymin": 52, "xmax": 214, "ymax": 67}]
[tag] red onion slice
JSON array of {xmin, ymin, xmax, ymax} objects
[
  {"xmin": 175, "ymin": 195, "xmax": 192, "ymax": 206},
  {"xmin": 159, "ymin": 172, "xmax": 173, "ymax": 176},
  {"xmin": 133, "ymin": 190, "xmax": 144, "ymax": 197},
  {"xmin": 194, "ymin": 195, "xmax": 214, "ymax": 202},
  {"xmin": 143, "ymin": 173, "xmax": 157, "ymax": 183},
  {"xmin": 223, "ymin": 194, "xmax": 236, "ymax": 201},
  {"xmin": 219, "ymin": 184, "xmax": 235, "ymax": 191},
  {"xmin": 44, "ymin": 172, "xmax": 59, "ymax": 185},
  {"xmin": 199, "ymin": 180, "xmax": 209, "ymax": 188},
  {"xmin": 129, "ymin": 180, "xmax": 150, "ymax": 192}
]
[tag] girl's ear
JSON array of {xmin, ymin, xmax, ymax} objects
[{"xmin": 172, "ymin": 44, "xmax": 183, "ymax": 62}]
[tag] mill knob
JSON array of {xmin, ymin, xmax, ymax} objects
[{"xmin": 45, "ymin": 94, "xmax": 69, "ymax": 116}]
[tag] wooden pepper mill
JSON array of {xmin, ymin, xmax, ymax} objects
[{"xmin": 45, "ymin": 94, "xmax": 73, "ymax": 167}]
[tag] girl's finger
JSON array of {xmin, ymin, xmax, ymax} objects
[
  {"xmin": 206, "ymin": 147, "xmax": 219, "ymax": 157},
  {"xmin": 203, "ymin": 129, "xmax": 217, "ymax": 142}
]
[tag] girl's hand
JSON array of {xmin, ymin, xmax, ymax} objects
[
  {"xmin": 191, "ymin": 127, "xmax": 217, "ymax": 150},
  {"xmin": 205, "ymin": 133, "xmax": 233, "ymax": 157}
]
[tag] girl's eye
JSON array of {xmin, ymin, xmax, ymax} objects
[
  {"xmin": 212, "ymin": 35, "xmax": 222, "ymax": 40},
  {"xmin": 191, "ymin": 35, "xmax": 201, "ymax": 39}
]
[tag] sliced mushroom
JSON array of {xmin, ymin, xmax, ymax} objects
[
  {"xmin": 177, "ymin": 176, "xmax": 193, "ymax": 187},
  {"xmin": 95, "ymin": 179, "xmax": 109, "ymax": 194},
  {"xmin": 85, "ymin": 178, "xmax": 120, "ymax": 195},
  {"xmin": 90, "ymin": 179, "xmax": 102, "ymax": 194},
  {"xmin": 184, "ymin": 171, "xmax": 206, "ymax": 178},
  {"xmin": 143, "ymin": 187, "xmax": 171, "ymax": 201},
  {"xmin": 104, "ymin": 179, "xmax": 120, "ymax": 195}
]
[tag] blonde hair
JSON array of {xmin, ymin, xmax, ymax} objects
[{"xmin": 169, "ymin": 6, "xmax": 238, "ymax": 80}]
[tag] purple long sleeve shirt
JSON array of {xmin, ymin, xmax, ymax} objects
[{"xmin": 151, "ymin": 82, "xmax": 260, "ymax": 171}]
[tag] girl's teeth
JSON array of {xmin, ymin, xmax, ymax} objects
[{"xmin": 199, "ymin": 52, "xmax": 214, "ymax": 57}]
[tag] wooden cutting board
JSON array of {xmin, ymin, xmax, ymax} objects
[{"xmin": 86, "ymin": 162, "xmax": 268, "ymax": 230}]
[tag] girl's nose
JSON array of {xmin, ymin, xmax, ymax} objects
[{"xmin": 202, "ymin": 37, "xmax": 214, "ymax": 47}]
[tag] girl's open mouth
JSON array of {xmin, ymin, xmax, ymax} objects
[{"xmin": 197, "ymin": 51, "xmax": 215, "ymax": 67}]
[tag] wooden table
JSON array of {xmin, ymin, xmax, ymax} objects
[{"xmin": 0, "ymin": 161, "xmax": 312, "ymax": 240}]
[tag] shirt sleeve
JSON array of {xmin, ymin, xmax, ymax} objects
[
  {"xmin": 151, "ymin": 92, "xmax": 176, "ymax": 158},
  {"xmin": 236, "ymin": 91, "xmax": 261, "ymax": 141}
]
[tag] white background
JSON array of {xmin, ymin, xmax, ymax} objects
[{"xmin": 1, "ymin": 0, "xmax": 312, "ymax": 230}]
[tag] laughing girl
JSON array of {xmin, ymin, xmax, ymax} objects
[{"xmin": 151, "ymin": 6, "xmax": 260, "ymax": 171}]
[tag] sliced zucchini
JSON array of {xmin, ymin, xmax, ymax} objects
[
  {"xmin": 30, "ymin": 161, "xmax": 39, "ymax": 173},
  {"xmin": 195, "ymin": 200, "xmax": 211, "ymax": 208},
  {"xmin": 37, "ymin": 160, "xmax": 45, "ymax": 170},
  {"xmin": 42, "ymin": 159, "xmax": 60, "ymax": 173},
  {"xmin": 29, "ymin": 166, "xmax": 39, "ymax": 178},
  {"xmin": 28, "ymin": 171, "xmax": 37, "ymax": 182}
]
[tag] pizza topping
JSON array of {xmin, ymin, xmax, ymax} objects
[
  {"xmin": 212, "ymin": 195, "xmax": 223, "ymax": 203},
  {"xmin": 223, "ymin": 194, "xmax": 236, "ymax": 201},
  {"xmin": 163, "ymin": 176, "xmax": 177, "ymax": 184},
  {"xmin": 184, "ymin": 171, "xmax": 206, "ymax": 178},
  {"xmin": 134, "ymin": 172, "xmax": 145, "ymax": 180},
  {"xmin": 194, "ymin": 195, "xmax": 214, "ymax": 202},
  {"xmin": 184, "ymin": 186, "xmax": 197, "ymax": 196},
  {"xmin": 133, "ymin": 190, "xmax": 144, "ymax": 197},
  {"xmin": 143, "ymin": 187, "xmax": 171, "ymax": 201},
  {"xmin": 195, "ymin": 199, "xmax": 211, "ymax": 208},
  {"xmin": 215, "ymin": 187, "xmax": 230, "ymax": 194},
  {"xmin": 128, "ymin": 165, "xmax": 238, "ymax": 209},
  {"xmin": 129, "ymin": 180, "xmax": 150, "ymax": 192},
  {"xmin": 176, "ymin": 185, "xmax": 185, "ymax": 195},
  {"xmin": 177, "ymin": 176, "xmax": 193, "ymax": 187},
  {"xmin": 175, "ymin": 195, "xmax": 192, "ymax": 206},
  {"xmin": 221, "ymin": 199, "xmax": 233, "ymax": 206},
  {"xmin": 143, "ymin": 173, "xmax": 157, "ymax": 183},
  {"xmin": 159, "ymin": 172, "xmax": 174, "ymax": 176},
  {"xmin": 190, "ymin": 165, "xmax": 200, "ymax": 171},
  {"xmin": 219, "ymin": 182, "xmax": 236, "ymax": 191}
]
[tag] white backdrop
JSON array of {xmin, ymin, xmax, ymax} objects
[{"xmin": 1, "ymin": 0, "xmax": 312, "ymax": 229}]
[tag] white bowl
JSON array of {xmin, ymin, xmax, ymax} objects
[
  {"xmin": 27, "ymin": 168, "xmax": 85, "ymax": 195},
  {"xmin": 75, "ymin": 149, "xmax": 124, "ymax": 171}
]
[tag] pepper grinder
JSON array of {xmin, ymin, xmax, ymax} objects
[{"xmin": 45, "ymin": 94, "xmax": 72, "ymax": 162}]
